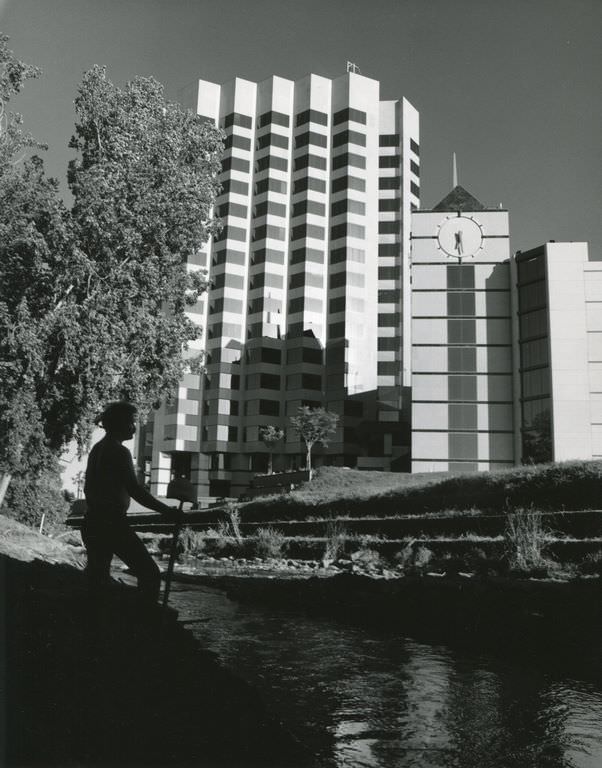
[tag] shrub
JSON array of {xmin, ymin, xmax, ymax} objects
[
  {"xmin": 323, "ymin": 520, "xmax": 347, "ymax": 562},
  {"xmin": 504, "ymin": 506, "xmax": 556, "ymax": 574},
  {"xmin": 394, "ymin": 541, "xmax": 433, "ymax": 573},
  {"xmin": 178, "ymin": 527, "xmax": 206, "ymax": 557},
  {"xmin": 254, "ymin": 527, "xmax": 287, "ymax": 560},
  {"xmin": 350, "ymin": 546, "xmax": 383, "ymax": 569},
  {"xmin": 577, "ymin": 550, "xmax": 602, "ymax": 576}
]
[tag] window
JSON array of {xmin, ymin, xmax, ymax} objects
[
  {"xmin": 447, "ymin": 265, "xmax": 475, "ymax": 289},
  {"xmin": 449, "ymin": 432, "xmax": 478, "ymax": 459},
  {"xmin": 449, "ymin": 404, "xmax": 478, "ymax": 430},
  {"xmin": 330, "ymin": 272, "xmax": 346, "ymax": 289},
  {"xmin": 378, "ymin": 289, "xmax": 398, "ymax": 303},
  {"xmin": 378, "ymin": 336, "xmax": 398, "ymax": 351},
  {"xmin": 329, "ymin": 296, "xmax": 345, "ymax": 313},
  {"xmin": 291, "ymin": 223, "xmax": 325, "ymax": 240},
  {"xmin": 288, "ymin": 296, "xmax": 305, "ymax": 314},
  {"xmin": 333, "ymin": 152, "xmax": 365, "ymax": 170},
  {"xmin": 260, "ymin": 347, "xmax": 282, "ymax": 365},
  {"xmin": 447, "ymin": 292, "xmax": 476, "ymax": 316},
  {"xmin": 253, "ymin": 200, "xmax": 287, "ymax": 218},
  {"xmin": 333, "ymin": 129, "xmax": 366, "ymax": 148},
  {"xmin": 448, "ymin": 375, "xmax": 477, "ymax": 401},
  {"xmin": 259, "ymin": 399, "xmax": 280, "ymax": 416},
  {"xmin": 293, "ymin": 175, "xmax": 326, "ymax": 194},
  {"xmin": 331, "ymin": 198, "xmax": 365, "ymax": 216},
  {"xmin": 302, "ymin": 347, "xmax": 322, "ymax": 364},
  {"xmin": 256, "ymin": 132, "xmax": 289, "ymax": 150},
  {"xmin": 344, "ymin": 400, "xmax": 363, "ymax": 417},
  {"xmin": 219, "ymin": 178, "xmax": 249, "ymax": 196},
  {"xmin": 331, "ymin": 222, "xmax": 365, "ymax": 240},
  {"xmin": 379, "ymin": 134, "xmax": 399, "ymax": 146},
  {"xmin": 224, "ymin": 133, "xmax": 251, "ymax": 151},
  {"xmin": 217, "ymin": 201, "xmax": 248, "ymax": 218},
  {"xmin": 448, "ymin": 319, "xmax": 476, "ymax": 344},
  {"xmin": 253, "ymin": 224, "xmax": 286, "ymax": 241},
  {"xmin": 330, "ymin": 247, "xmax": 365, "ymax": 264},
  {"xmin": 411, "ymin": 181, "xmax": 420, "ymax": 197},
  {"xmin": 295, "ymin": 131, "xmax": 328, "ymax": 149},
  {"xmin": 230, "ymin": 400, "xmax": 239, "ymax": 416},
  {"xmin": 249, "ymin": 272, "xmax": 283, "ymax": 289},
  {"xmin": 221, "ymin": 156, "xmax": 250, "ymax": 174},
  {"xmin": 223, "ymin": 112, "xmax": 253, "ymax": 129},
  {"xmin": 216, "ymin": 224, "xmax": 246, "ymax": 242},
  {"xmin": 410, "ymin": 160, "xmax": 420, "ymax": 176},
  {"xmin": 379, "ymin": 177, "xmax": 400, "ymax": 190},
  {"xmin": 231, "ymin": 375, "xmax": 240, "ymax": 390},
  {"xmin": 519, "ymin": 308, "xmax": 548, "ymax": 340},
  {"xmin": 379, "ymin": 198, "xmax": 400, "ymax": 212},
  {"xmin": 292, "ymin": 199, "xmax": 326, "ymax": 217},
  {"xmin": 212, "ymin": 272, "xmax": 244, "ymax": 290},
  {"xmin": 260, "ymin": 373, "xmax": 281, "ymax": 390},
  {"xmin": 251, "ymin": 248, "xmax": 285, "ymax": 265},
  {"xmin": 296, "ymin": 109, "xmax": 328, "ymax": 127},
  {"xmin": 378, "ymin": 220, "xmax": 399, "ymax": 235},
  {"xmin": 410, "ymin": 138, "xmax": 420, "ymax": 156},
  {"xmin": 379, "ymin": 266, "xmax": 400, "ymax": 280},
  {"xmin": 302, "ymin": 373, "xmax": 322, "ymax": 390},
  {"xmin": 258, "ymin": 110, "xmax": 290, "ymax": 128},
  {"xmin": 255, "ymin": 177, "xmax": 287, "ymax": 195},
  {"xmin": 332, "ymin": 175, "xmax": 365, "ymax": 193},
  {"xmin": 378, "ymin": 313, "xmax": 400, "ymax": 327},
  {"xmin": 379, "ymin": 155, "xmax": 400, "ymax": 168},
  {"xmin": 328, "ymin": 322, "xmax": 346, "ymax": 339},
  {"xmin": 295, "ymin": 154, "xmax": 327, "ymax": 171},
  {"xmin": 290, "ymin": 247, "xmax": 324, "ymax": 265},
  {"xmin": 333, "ymin": 107, "xmax": 367, "ymax": 125},
  {"xmin": 378, "ymin": 243, "xmax": 398, "ymax": 257},
  {"xmin": 213, "ymin": 248, "xmax": 246, "ymax": 266},
  {"xmin": 377, "ymin": 361, "xmax": 398, "ymax": 375},
  {"xmin": 448, "ymin": 347, "xmax": 477, "ymax": 372},
  {"xmin": 256, "ymin": 154, "xmax": 288, "ymax": 173}
]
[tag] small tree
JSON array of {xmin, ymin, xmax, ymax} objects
[
  {"xmin": 259, "ymin": 425, "xmax": 284, "ymax": 475},
  {"xmin": 289, "ymin": 407, "xmax": 339, "ymax": 480}
]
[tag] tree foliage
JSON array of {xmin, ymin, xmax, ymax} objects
[
  {"xmin": 259, "ymin": 425, "xmax": 285, "ymax": 475},
  {"xmin": 289, "ymin": 407, "xmax": 339, "ymax": 479},
  {"xmin": 0, "ymin": 41, "xmax": 223, "ymax": 524}
]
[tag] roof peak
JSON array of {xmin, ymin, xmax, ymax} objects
[{"xmin": 433, "ymin": 185, "xmax": 485, "ymax": 212}]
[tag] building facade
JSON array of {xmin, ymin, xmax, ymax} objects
[
  {"xmin": 410, "ymin": 186, "xmax": 516, "ymax": 472},
  {"xmin": 142, "ymin": 71, "xmax": 420, "ymax": 499}
]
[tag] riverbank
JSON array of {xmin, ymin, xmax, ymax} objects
[{"xmin": 1, "ymin": 517, "xmax": 311, "ymax": 768}]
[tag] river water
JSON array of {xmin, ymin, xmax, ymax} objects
[{"xmin": 170, "ymin": 581, "xmax": 602, "ymax": 768}]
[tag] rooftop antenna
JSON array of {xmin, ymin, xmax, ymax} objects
[
  {"xmin": 452, "ymin": 152, "xmax": 458, "ymax": 188},
  {"xmin": 346, "ymin": 61, "xmax": 361, "ymax": 75}
]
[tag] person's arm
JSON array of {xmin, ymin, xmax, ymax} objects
[{"xmin": 119, "ymin": 447, "xmax": 183, "ymax": 522}]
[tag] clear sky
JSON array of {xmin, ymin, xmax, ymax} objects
[{"xmin": 1, "ymin": 0, "xmax": 601, "ymax": 257}]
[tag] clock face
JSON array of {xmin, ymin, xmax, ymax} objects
[{"xmin": 437, "ymin": 215, "xmax": 483, "ymax": 258}]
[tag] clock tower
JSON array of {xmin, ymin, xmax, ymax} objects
[{"xmin": 409, "ymin": 185, "xmax": 517, "ymax": 472}]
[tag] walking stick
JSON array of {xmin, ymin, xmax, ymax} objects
[{"xmin": 162, "ymin": 478, "xmax": 196, "ymax": 613}]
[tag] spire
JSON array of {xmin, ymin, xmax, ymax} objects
[{"xmin": 452, "ymin": 152, "xmax": 458, "ymax": 188}]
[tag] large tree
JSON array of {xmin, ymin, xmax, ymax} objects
[
  {"xmin": 0, "ymin": 45, "xmax": 223, "ymax": 521},
  {"xmin": 289, "ymin": 407, "xmax": 339, "ymax": 480}
]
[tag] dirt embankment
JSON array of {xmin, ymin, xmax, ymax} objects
[{"xmin": 1, "ymin": 517, "xmax": 311, "ymax": 768}]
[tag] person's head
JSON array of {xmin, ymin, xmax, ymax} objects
[{"xmin": 96, "ymin": 401, "xmax": 137, "ymax": 441}]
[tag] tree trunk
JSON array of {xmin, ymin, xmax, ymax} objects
[
  {"xmin": 307, "ymin": 445, "xmax": 312, "ymax": 481},
  {"xmin": 0, "ymin": 472, "xmax": 11, "ymax": 509},
  {"xmin": 268, "ymin": 452, "xmax": 273, "ymax": 475}
]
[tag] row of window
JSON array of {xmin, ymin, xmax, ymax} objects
[{"xmin": 219, "ymin": 172, "xmax": 395, "ymax": 200}]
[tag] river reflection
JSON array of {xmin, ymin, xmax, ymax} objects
[{"xmin": 171, "ymin": 583, "xmax": 602, "ymax": 768}]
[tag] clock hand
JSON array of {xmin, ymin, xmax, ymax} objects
[{"xmin": 454, "ymin": 231, "xmax": 463, "ymax": 255}]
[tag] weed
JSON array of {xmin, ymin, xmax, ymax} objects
[
  {"xmin": 254, "ymin": 527, "xmax": 287, "ymax": 559},
  {"xmin": 226, "ymin": 503, "xmax": 243, "ymax": 544},
  {"xmin": 577, "ymin": 550, "xmax": 602, "ymax": 576},
  {"xmin": 350, "ymin": 546, "xmax": 383, "ymax": 569},
  {"xmin": 323, "ymin": 520, "xmax": 347, "ymax": 562},
  {"xmin": 178, "ymin": 527, "xmax": 206, "ymax": 556},
  {"xmin": 504, "ymin": 506, "xmax": 556, "ymax": 574}
]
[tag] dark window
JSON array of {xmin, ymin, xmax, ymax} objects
[
  {"xmin": 223, "ymin": 112, "xmax": 253, "ymax": 129},
  {"xmin": 331, "ymin": 222, "xmax": 365, "ymax": 240},
  {"xmin": 293, "ymin": 175, "xmax": 326, "ymax": 194},
  {"xmin": 378, "ymin": 289, "xmax": 399, "ymax": 303},
  {"xmin": 448, "ymin": 319, "xmax": 476, "ymax": 344},
  {"xmin": 449, "ymin": 403, "xmax": 478, "ymax": 430},
  {"xmin": 291, "ymin": 223, "xmax": 325, "ymax": 240},
  {"xmin": 228, "ymin": 426, "xmax": 238, "ymax": 443},
  {"xmin": 378, "ymin": 243, "xmax": 398, "ymax": 257},
  {"xmin": 302, "ymin": 347, "xmax": 322, "ymax": 364},
  {"xmin": 410, "ymin": 138, "xmax": 420, "ymax": 156},
  {"xmin": 256, "ymin": 132, "xmax": 289, "ymax": 150},
  {"xmin": 411, "ymin": 181, "xmax": 420, "ymax": 197},
  {"xmin": 448, "ymin": 375, "xmax": 477, "ymax": 401},
  {"xmin": 332, "ymin": 175, "xmax": 365, "ymax": 193},
  {"xmin": 260, "ymin": 373, "xmax": 281, "ymax": 390},
  {"xmin": 224, "ymin": 133, "xmax": 251, "ymax": 151},
  {"xmin": 259, "ymin": 399, "xmax": 280, "ymax": 416},
  {"xmin": 288, "ymin": 296, "xmax": 305, "ymax": 314},
  {"xmin": 378, "ymin": 220, "xmax": 399, "ymax": 235},
  {"xmin": 296, "ymin": 109, "xmax": 328, "ymax": 127},
  {"xmin": 447, "ymin": 265, "xmax": 475, "ymax": 289},
  {"xmin": 217, "ymin": 201, "xmax": 248, "ymax": 218},
  {"xmin": 256, "ymin": 154, "xmax": 288, "ymax": 173},
  {"xmin": 302, "ymin": 373, "xmax": 322, "ymax": 390},
  {"xmin": 253, "ymin": 224, "xmax": 286, "ymax": 242},
  {"xmin": 328, "ymin": 322, "xmax": 346, "ymax": 339},
  {"xmin": 378, "ymin": 336, "xmax": 398, "ymax": 351},
  {"xmin": 258, "ymin": 110, "xmax": 290, "ymax": 128},
  {"xmin": 331, "ymin": 198, "xmax": 365, "ymax": 216},
  {"xmin": 519, "ymin": 308, "xmax": 548, "ymax": 340},
  {"xmin": 295, "ymin": 131, "xmax": 328, "ymax": 149},
  {"xmin": 333, "ymin": 152, "xmax": 365, "ymax": 170},
  {"xmin": 448, "ymin": 292, "xmax": 476, "ymax": 316},
  {"xmin": 344, "ymin": 400, "xmax": 363, "ymax": 417},
  {"xmin": 290, "ymin": 247, "xmax": 324, "ymax": 265},
  {"xmin": 255, "ymin": 177, "xmax": 287, "ymax": 195},
  {"xmin": 449, "ymin": 432, "xmax": 478, "ymax": 459},
  {"xmin": 218, "ymin": 178, "xmax": 249, "ymax": 197},
  {"xmin": 251, "ymin": 248, "xmax": 285, "ymax": 265},
  {"xmin": 333, "ymin": 107, "xmax": 367, "ymax": 125},
  {"xmin": 448, "ymin": 347, "xmax": 477, "ymax": 372},
  {"xmin": 377, "ymin": 361, "xmax": 398, "ymax": 375},
  {"xmin": 253, "ymin": 200, "xmax": 287, "ymax": 218},
  {"xmin": 329, "ymin": 295, "xmax": 345, "ymax": 313},
  {"xmin": 378, "ymin": 313, "xmax": 400, "ymax": 327},
  {"xmin": 292, "ymin": 199, "xmax": 326, "ymax": 217},
  {"xmin": 410, "ymin": 160, "xmax": 420, "ymax": 176},
  {"xmin": 379, "ymin": 155, "xmax": 400, "ymax": 168},
  {"xmin": 333, "ymin": 129, "xmax": 366, "ymax": 148},
  {"xmin": 379, "ymin": 266, "xmax": 400, "ymax": 280},
  {"xmin": 221, "ymin": 156, "xmax": 250, "ymax": 174},
  {"xmin": 249, "ymin": 272, "xmax": 283, "ymax": 290},
  {"xmin": 216, "ymin": 224, "xmax": 246, "ymax": 242},
  {"xmin": 294, "ymin": 154, "xmax": 327, "ymax": 171},
  {"xmin": 213, "ymin": 249, "xmax": 246, "ymax": 266},
  {"xmin": 379, "ymin": 176, "xmax": 400, "ymax": 190},
  {"xmin": 231, "ymin": 375, "xmax": 240, "ymax": 390},
  {"xmin": 379, "ymin": 134, "xmax": 399, "ymax": 146},
  {"xmin": 330, "ymin": 272, "xmax": 346, "ymax": 289},
  {"xmin": 379, "ymin": 198, "xmax": 400, "ymax": 211}
]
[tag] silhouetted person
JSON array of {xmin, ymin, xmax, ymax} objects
[{"xmin": 82, "ymin": 401, "xmax": 182, "ymax": 603}]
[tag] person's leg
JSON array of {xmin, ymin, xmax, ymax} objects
[
  {"xmin": 112, "ymin": 523, "xmax": 161, "ymax": 604},
  {"xmin": 81, "ymin": 519, "xmax": 113, "ymax": 597}
]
